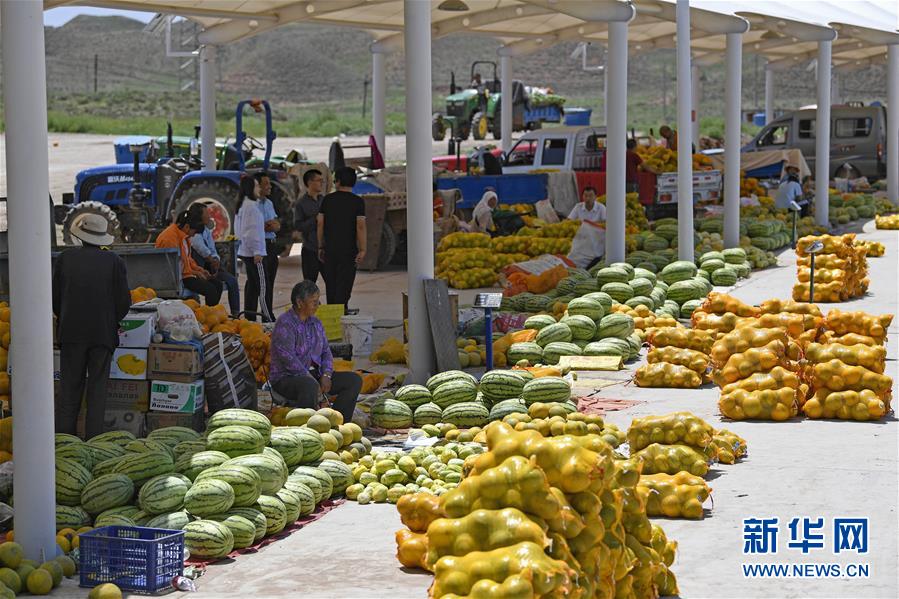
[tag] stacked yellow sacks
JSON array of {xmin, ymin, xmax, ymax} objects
[
  {"xmin": 874, "ymin": 214, "xmax": 899, "ymax": 229},
  {"xmin": 611, "ymin": 303, "xmax": 681, "ymax": 342},
  {"xmin": 793, "ymin": 234, "xmax": 869, "ymax": 302},
  {"xmin": 635, "ymin": 328, "xmax": 715, "ymax": 389}
]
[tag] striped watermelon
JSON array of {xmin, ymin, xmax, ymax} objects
[
  {"xmin": 294, "ymin": 428, "xmax": 325, "ymax": 464},
  {"xmin": 507, "ymin": 342, "xmax": 543, "ymax": 365},
  {"xmin": 288, "ymin": 471, "xmax": 327, "ymax": 504},
  {"xmin": 431, "ymin": 380, "xmax": 477, "ymax": 410},
  {"xmin": 269, "ymin": 429, "xmax": 305, "ymax": 467},
  {"xmin": 138, "ymin": 474, "xmax": 191, "ymax": 515},
  {"xmin": 184, "ymin": 479, "xmax": 235, "ymax": 517},
  {"xmin": 582, "ymin": 292, "xmax": 614, "ymax": 314},
  {"xmin": 275, "ymin": 488, "xmax": 302, "ymax": 523},
  {"xmin": 173, "ymin": 440, "xmax": 208, "ymax": 461},
  {"xmin": 633, "ymin": 268, "xmax": 657, "ymax": 285},
  {"xmin": 176, "ymin": 450, "xmax": 231, "ymax": 481},
  {"xmin": 567, "ymin": 297, "xmax": 605, "ymax": 321},
  {"xmin": 542, "ymin": 341, "xmax": 581, "ymax": 365},
  {"xmin": 370, "ymin": 398, "xmax": 414, "ymax": 428},
  {"xmin": 92, "ymin": 455, "xmax": 128, "ymax": 478},
  {"xmin": 442, "ymin": 402, "xmax": 489, "ymax": 427},
  {"xmin": 146, "ymin": 511, "xmax": 193, "ymax": 531},
  {"xmin": 226, "ymin": 508, "xmax": 267, "ymax": 542},
  {"xmin": 629, "ymin": 277, "xmax": 654, "ymax": 297},
  {"xmin": 56, "ymin": 505, "xmax": 90, "ymax": 531},
  {"xmin": 317, "ymin": 460, "xmax": 354, "ymax": 495},
  {"xmin": 601, "ymin": 282, "xmax": 634, "ymax": 303},
  {"xmin": 561, "ymin": 315, "xmax": 596, "ymax": 341},
  {"xmin": 94, "ymin": 514, "xmax": 136, "ymax": 528},
  {"xmin": 609, "ymin": 262, "xmax": 635, "ymax": 277},
  {"xmin": 80, "ymin": 473, "xmax": 134, "ymax": 515},
  {"xmin": 197, "ymin": 464, "xmax": 262, "ymax": 507},
  {"xmin": 183, "ymin": 520, "xmax": 235, "ymax": 560},
  {"xmin": 479, "ymin": 370, "xmax": 526, "ymax": 401},
  {"xmin": 254, "ymin": 495, "xmax": 288, "ymax": 535},
  {"xmin": 291, "ymin": 466, "xmax": 333, "ymax": 501},
  {"xmin": 224, "ymin": 454, "xmax": 286, "ymax": 495},
  {"xmin": 132, "ymin": 510, "xmax": 153, "ymax": 526},
  {"xmin": 207, "ymin": 514, "xmax": 256, "ymax": 549},
  {"xmin": 207, "ymin": 409, "xmax": 272, "ymax": 443},
  {"xmin": 55, "ymin": 433, "xmax": 81, "ymax": 447},
  {"xmin": 596, "ymin": 313, "xmax": 635, "ymax": 340},
  {"xmin": 425, "ymin": 370, "xmax": 477, "ymax": 394},
  {"xmin": 282, "ymin": 481, "xmax": 316, "ymax": 516},
  {"xmin": 206, "ymin": 425, "xmax": 266, "ymax": 459},
  {"xmin": 55, "ymin": 457, "xmax": 92, "ymax": 507},
  {"xmin": 722, "ymin": 247, "xmax": 747, "ymax": 264},
  {"xmin": 535, "ymin": 322, "xmax": 572, "ymax": 347},
  {"xmin": 55, "ymin": 443, "xmax": 93, "ymax": 472},
  {"xmin": 573, "ymin": 278, "xmax": 598, "ymax": 295},
  {"xmin": 125, "ymin": 438, "xmax": 174, "ymax": 459},
  {"xmin": 522, "ymin": 377, "xmax": 572, "ymax": 405},
  {"xmin": 488, "ymin": 399, "xmax": 528, "ymax": 421},
  {"xmin": 84, "ymin": 442, "xmax": 126, "ymax": 465},
  {"xmin": 96, "ymin": 505, "xmax": 141, "ymax": 521},
  {"xmin": 394, "ymin": 385, "xmax": 432, "ymax": 409},
  {"xmin": 626, "ymin": 334, "xmax": 643, "ymax": 359},
  {"xmin": 626, "ymin": 296, "xmax": 654, "ymax": 310},
  {"xmin": 584, "ymin": 340, "xmax": 627, "ymax": 358},
  {"xmin": 660, "ymin": 261, "xmax": 698, "ymax": 284},
  {"xmin": 649, "ymin": 287, "xmax": 667, "ymax": 309},
  {"xmin": 523, "ymin": 314, "xmax": 557, "ymax": 331},
  {"xmin": 88, "ymin": 431, "xmax": 136, "ymax": 448},
  {"xmin": 667, "ymin": 279, "xmax": 704, "ymax": 304},
  {"xmin": 413, "ymin": 403, "xmax": 443, "ymax": 426},
  {"xmin": 147, "ymin": 426, "xmax": 202, "ymax": 448},
  {"xmin": 112, "ymin": 452, "xmax": 174, "ymax": 487},
  {"xmin": 595, "ymin": 267, "xmax": 630, "ymax": 286}
]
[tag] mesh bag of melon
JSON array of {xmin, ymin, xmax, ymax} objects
[
  {"xmin": 707, "ymin": 429, "xmax": 748, "ymax": 464},
  {"xmin": 805, "ymin": 359, "xmax": 893, "ymax": 401},
  {"xmin": 710, "ymin": 340, "xmax": 792, "ymax": 388},
  {"xmin": 690, "ymin": 311, "xmax": 744, "ymax": 336},
  {"xmin": 632, "ymin": 443, "xmax": 710, "ymax": 476},
  {"xmin": 636, "ymin": 472, "xmax": 711, "ymax": 519},
  {"xmin": 824, "ymin": 309, "xmax": 893, "ymax": 342},
  {"xmin": 646, "ymin": 328, "xmax": 715, "ymax": 354},
  {"xmin": 646, "ymin": 346, "xmax": 709, "ymax": 374},
  {"xmin": 802, "ymin": 389, "xmax": 889, "ymax": 421},
  {"xmin": 626, "ymin": 412, "xmax": 715, "ymax": 453},
  {"xmin": 718, "ymin": 387, "xmax": 798, "ymax": 421},
  {"xmin": 700, "ymin": 292, "xmax": 759, "ymax": 318},
  {"xmin": 634, "ymin": 362, "xmax": 703, "ymax": 389}
]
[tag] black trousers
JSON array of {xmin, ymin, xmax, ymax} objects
[
  {"xmin": 264, "ymin": 240, "xmax": 280, "ymax": 312},
  {"xmin": 240, "ymin": 256, "xmax": 274, "ymax": 322},
  {"xmin": 301, "ymin": 247, "xmax": 321, "ymax": 283},
  {"xmin": 321, "ymin": 255, "xmax": 357, "ymax": 311},
  {"xmin": 183, "ymin": 276, "xmax": 223, "ymax": 307},
  {"xmin": 272, "ymin": 372, "xmax": 362, "ymax": 424},
  {"xmin": 58, "ymin": 343, "xmax": 112, "ymax": 439}
]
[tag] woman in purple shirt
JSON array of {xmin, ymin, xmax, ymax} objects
[{"xmin": 269, "ymin": 281, "xmax": 362, "ymax": 423}]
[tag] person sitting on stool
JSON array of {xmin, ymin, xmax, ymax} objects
[{"xmin": 269, "ymin": 281, "xmax": 362, "ymax": 424}]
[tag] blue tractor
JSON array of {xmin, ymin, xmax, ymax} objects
[{"xmin": 59, "ymin": 100, "xmax": 304, "ymax": 253}]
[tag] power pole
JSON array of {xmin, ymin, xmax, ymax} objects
[
  {"xmin": 362, "ymin": 75, "xmax": 370, "ymax": 117},
  {"xmin": 93, "ymin": 54, "xmax": 98, "ymax": 93}
]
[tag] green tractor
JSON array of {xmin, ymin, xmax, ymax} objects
[{"xmin": 431, "ymin": 61, "xmax": 565, "ymax": 142}]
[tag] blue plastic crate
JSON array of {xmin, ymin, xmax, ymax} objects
[{"xmin": 79, "ymin": 526, "xmax": 184, "ymax": 594}]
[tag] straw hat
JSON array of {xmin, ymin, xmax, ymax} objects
[{"xmin": 69, "ymin": 213, "xmax": 114, "ymax": 246}]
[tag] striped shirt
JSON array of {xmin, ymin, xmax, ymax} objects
[{"xmin": 269, "ymin": 308, "xmax": 333, "ymax": 384}]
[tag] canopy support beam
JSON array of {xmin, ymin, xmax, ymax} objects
[
  {"xmin": 605, "ymin": 19, "xmax": 629, "ymax": 264},
  {"xmin": 500, "ymin": 54, "xmax": 513, "ymax": 153},
  {"xmin": 724, "ymin": 32, "xmax": 743, "ymax": 249},
  {"xmin": 815, "ymin": 40, "xmax": 832, "ymax": 228},
  {"xmin": 676, "ymin": 0, "xmax": 694, "ymax": 262},
  {"xmin": 888, "ymin": 45, "xmax": 899, "ymax": 206},
  {"xmin": 199, "ymin": 45, "xmax": 217, "ymax": 171},
  {"xmin": 691, "ymin": 63, "xmax": 701, "ymax": 147}
]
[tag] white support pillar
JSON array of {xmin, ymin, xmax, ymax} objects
[
  {"xmin": 724, "ymin": 32, "xmax": 742, "ymax": 249},
  {"xmin": 500, "ymin": 54, "xmax": 513, "ymax": 153},
  {"xmin": 676, "ymin": 0, "xmax": 694, "ymax": 262},
  {"xmin": 403, "ymin": 0, "xmax": 435, "ymax": 383},
  {"xmin": 887, "ymin": 45, "xmax": 899, "ymax": 205},
  {"xmin": 765, "ymin": 66, "xmax": 774, "ymax": 124},
  {"xmin": 605, "ymin": 20, "xmax": 628, "ymax": 264},
  {"xmin": 371, "ymin": 49, "xmax": 387, "ymax": 161},
  {"xmin": 815, "ymin": 40, "xmax": 832, "ymax": 228},
  {"xmin": 199, "ymin": 45, "xmax": 217, "ymax": 171},
  {"xmin": 603, "ymin": 67, "xmax": 609, "ymax": 127},
  {"xmin": 691, "ymin": 63, "xmax": 701, "ymax": 146},
  {"xmin": 1, "ymin": 0, "xmax": 58, "ymax": 561}
]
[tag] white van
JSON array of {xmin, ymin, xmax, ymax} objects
[{"xmin": 502, "ymin": 126, "xmax": 606, "ymax": 174}]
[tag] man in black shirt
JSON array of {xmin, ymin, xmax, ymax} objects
[
  {"xmin": 293, "ymin": 168, "xmax": 325, "ymax": 283},
  {"xmin": 52, "ymin": 213, "xmax": 131, "ymax": 438},
  {"xmin": 317, "ymin": 167, "xmax": 366, "ymax": 312}
]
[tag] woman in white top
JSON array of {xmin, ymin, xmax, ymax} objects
[
  {"xmin": 235, "ymin": 175, "xmax": 273, "ymax": 321},
  {"xmin": 470, "ymin": 190, "xmax": 498, "ymax": 233}
]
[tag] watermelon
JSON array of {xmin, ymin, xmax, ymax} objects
[
  {"xmin": 601, "ymin": 282, "xmax": 634, "ymax": 303},
  {"xmin": 394, "ymin": 385, "xmax": 432, "ymax": 409},
  {"xmin": 138, "ymin": 474, "xmax": 190, "ymax": 515},
  {"xmin": 177, "ymin": 450, "xmax": 231, "ymax": 481},
  {"xmin": 88, "ymin": 431, "xmax": 136, "ymax": 448},
  {"xmin": 629, "ymin": 277, "xmax": 654, "ymax": 297},
  {"xmin": 275, "ymin": 488, "xmax": 302, "ymax": 523},
  {"xmin": 636, "ymin": 262, "xmax": 658, "ymax": 274},
  {"xmin": 289, "ymin": 468, "xmax": 330, "ymax": 503},
  {"xmin": 294, "ymin": 428, "xmax": 325, "ymax": 464},
  {"xmin": 626, "ymin": 334, "xmax": 643, "ymax": 358},
  {"xmin": 711, "ymin": 266, "xmax": 738, "ymax": 286},
  {"xmin": 206, "ymin": 425, "xmax": 266, "ymax": 458},
  {"xmin": 573, "ymin": 278, "xmax": 598, "ymax": 295},
  {"xmin": 207, "ymin": 409, "xmax": 272, "ymax": 443},
  {"xmin": 55, "ymin": 457, "xmax": 92, "ymax": 507},
  {"xmin": 207, "ymin": 513, "xmax": 257, "ymax": 549},
  {"xmin": 584, "ymin": 340, "xmax": 627, "ymax": 358},
  {"xmin": 595, "ymin": 267, "xmax": 630, "ymax": 286},
  {"xmin": 542, "ymin": 341, "xmax": 581, "ymax": 365},
  {"xmin": 632, "ymin": 268, "xmax": 657, "ymax": 285},
  {"xmin": 227, "ymin": 508, "xmax": 268, "ymax": 543},
  {"xmin": 625, "ymin": 296, "xmax": 654, "ymax": 310},
  {"xmin": 196, "ymin": 464, "xmax": 262, "ymax": 507},
  {"xmin": 370, "ymin": 398, "xmax": 414, "ymax": 428},
  {"xmin": 596, "ymin": 313, "xmax": 635, "ymax": 340},
  {"xmin": 317, "ymin": 460, "xmax": 354, "ymax": 495},
  {"xmin": 112, "ymin": 452, "xmax": 174, "ymax": 487},
  {"xmin": 184, "ymin": 479, "xmax": 235, "ymax": 517},
  {"xmin": 507, "ymin": 342, "xmax": 543, "ymax": 365},
  {"xmin": 96, "ymin": 505, "xmax": 141, "ymax": 522},
  {"xmin": 566, "ymin": 297, "xmax": 605, "ymax": 321},
  {"xmin": 282, "ymin": 480, "xmax": 316, "ymax": 516},
  {"xmin": 722, "ymin": 248, "xmax": 747, "ymax": 264},
  {"xmin": 522, "ymin": 377, "xmax": 572, "ymax": 404},
  {"xmin": 561, "ymin": 315, "xmax": 596, "ymax": 341},
  {"xmin": 94, "ymin": 514, "xmax": 136, "ymax": 528},
  {"xmin": 680, "ymin": 299, "xmax": 703, "ymax": 319},
  {"xmin": 523, "ymin": 315, "xmax": 557, "ymax": 331},
  {"xmin": 413, "ymin": 402, "xmax": 443, "ymax": 426},
  {"xmin": 224, "ymin": 454, "xmax": 287, "ymax": 495},
  {"xmin": 431, "ymin": 380, "xmax": 477, "ymax": 409},
  {"xmin": 55, "ymin": 443, "xmax": 93, "ymax": 472},
  {"xmin": 442, "ymin": 402, "xmax": 489, "ymax": 427},
  {"xmin": 172, "ymin": 440, "xmax": 208, "ymax": 462},
  {"xmin": 535, "ymin": 322, "xmax": 572, "ymax": 347},
  {"xmin": 91, "ymin": 456, "xmax": 128, "ymax": 478},
  {"xmin": 479, "ymin": 370, "xmax": 526, "ymax": 401},
  {"xmin": 649, "ymin": 287, "xmax": 667, "ymax": 309},
  {"xmin": 667, "ymin": 279, "xmax": 704, "ymax": 304},
  {"xmin": 78, "ymin": 473, "xmax": 134, "ymax": 515},
  {"xmin": 146, "ymin": 511, "xmax": 194, "ymax": 530},
  {"xmin": 425, "ymin": 370, "xmax": 477, "ymax": 394},
  {"xmin": 660, "ymin": 261, "xmax": 698, "ymax": 285},
  {"xmin": 581, "ymin": 292, "xmax": 614, "ymax": 314},
  {"xmin": 84, "ymin": 442, "xmax": 126, "ymax": 465},
  {"xmin": 700, "ymin": 258, "xmax": 725, "ymax": 274},
  {"xmin": 183, "ymin": 520, "xmax": 235, "ymax": 559},
  {"xmin": 488, "ymin": 399, "xmax": 528, "ymax": 421},
  {"xmin": 125, "ymin": 439, "xmax": 174, "ymax": 459},
  {"xmin": 55, "ymin": 433, "xmax": 82, "ymax": 447},
  {"xmin": 643, "ymin": 235, "xmax": 669, "ymax": 251},
  {"xmin": 147, "ymin": 426, "xmax": 203, "ymax": 447},
  {"xmin": 268, "ymin": 429, "xmax": 305, "ymax": 467},
  {"xmin": 254, "ymin": 495, "xmax": 288, "ymax": 535},
  {"xmin": 55, "ymin": 505, "xmax": 90, "ymax": 531}
]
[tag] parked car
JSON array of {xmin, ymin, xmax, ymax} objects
[{"xmin": 501, "ymin": 126, "xmax": 606, "ymax": 174}]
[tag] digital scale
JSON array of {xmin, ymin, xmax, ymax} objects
[{"xmin": 473, "ymin": 293, "xmax": 503, "ymax": 371}]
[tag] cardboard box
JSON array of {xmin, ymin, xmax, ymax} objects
[
  {"xmin": 147, "ymin": 343, "xmax": 203, "ymax": 382},
  {"xmin": 150, "ymin": 379, "xmax": 204, "ymax": 413},
  {"xmin": 109, "ymin": 348, "xmax": 148, "ymax": 380},
  {"xmin": 77, "ymin": 408, "xmax": 145, "ymax": 439},
  {"xmin": 105, "ymin": 379, "xmax": 150, "ymax": 411},
  {"xmin": 145, "ymin": 410, "xmax": 205, "ymax": 433},
  {"xmin": 118, "ymin": 312, "xmax": 157, "ymax": 348},
  {"xmin": 8, "ymin": 349, "xmax": 61, "ymax": 380}
]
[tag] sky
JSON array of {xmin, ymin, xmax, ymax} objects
[{"xmin": 44, "ymin": 7, "xmax": 153, "ymax": 27}]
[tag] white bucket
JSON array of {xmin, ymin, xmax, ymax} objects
[{"xmin": 341, "ymin": 314, "xmax": 374, "ymax": 356}]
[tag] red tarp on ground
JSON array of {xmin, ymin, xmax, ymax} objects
[
  {"xmin": 577, "ymin": 396, "xmax": 642, "ymax": 415},
  {"xmin": 575, "ymin": 171, "xmax": 657, "ymax": 206}
]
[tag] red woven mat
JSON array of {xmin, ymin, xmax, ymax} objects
[
  {"xmin": 185, "ymin": 499, "xmax": 346, "ymax": 565},
  {"xmin": 577, "ymin": 396, "xmax": 642, "ymax": 415}
]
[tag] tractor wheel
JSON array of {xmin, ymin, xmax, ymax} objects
[
  {"xmin": 61, "ymin": 201, "xmax": 122, "ymax": 246},
  {"xmin": 492, "ymin": 110, "xmax": 502, "ymax": 140},
  {"xmin": 377, "ymin": 222, "xmax": 398, "ymax": 270},
  {"xmin": 471, "ymin": 112, "xmax": 488, "ymax": 141},
  {"xmin": 171, "ymin": 179, "xmax": 239, "ymax": 241},
  {"xmin": 432, "ymin": 114, "xmax": 447, "ymax": 141}
]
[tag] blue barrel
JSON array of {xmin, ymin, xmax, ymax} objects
[
  {"xmin": 752, "ymin": 113, "xmax": 766, "ymax": 127},
  {"xmin": 564, "ymin": 108, "xmax": 592, "ymax": 126}
]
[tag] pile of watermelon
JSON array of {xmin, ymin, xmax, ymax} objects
[{"xmin": 52, "ymin": 408, "xmax": 373, "ymax": 561}]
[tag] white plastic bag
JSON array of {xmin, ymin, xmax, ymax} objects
[
  {"xmin": 567, "ymin": 221, "xmax": 606, "ymax": 268},
  {"xmin": 535, "ymin": 199, "xmax": 560, "ymax": 224},
  {"xmin": 156, "ymin": 300, "xmax": 202, "ymax": 341}
]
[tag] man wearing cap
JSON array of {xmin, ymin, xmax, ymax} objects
[
  {"xmin": 775, "ymin": 164, "xmax": 806, "ymax": 213},
  {"xmin": 52, "ymin": 214, "xmax": 131, "ymax": 439}
]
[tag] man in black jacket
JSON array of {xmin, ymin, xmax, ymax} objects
[
  {"xmin": 52, "ymin": 213, "xmax": 131, "ymax": 438},
  {"xmin": 293, "ymin": 168, "xmax": 324, "ymax": 283}
]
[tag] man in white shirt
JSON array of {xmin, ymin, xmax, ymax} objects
[{"xmin": 568, "ymin": 186, "xmax": 606, "ymax": 222}]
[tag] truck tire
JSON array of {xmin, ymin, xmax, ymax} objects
[
  {"xmin": 471, "ymin": 112, "xmax": 488, "ymax": 141},
  {"xmin": 432, "ymin": 114, "xmax": 447, "ymax": 141},
  {"xmin": 377, "ymin": 222, "xmax": 397, "ymax": 270},
  {"xmin": 61, "ymin": 201, "xmax": 122, "ymax": 246},
  {"xmin": 492, "ymin": 110, "xmax": 502, "ymax": 140},
  {"xmin": 171, "ymin": 179, "xmax": 239, "ymax": 241}
]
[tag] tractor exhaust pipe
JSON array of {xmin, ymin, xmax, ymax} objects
[{"xmin": 166, "ymin": 122, "xmax": 174, "ymax": 158}]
